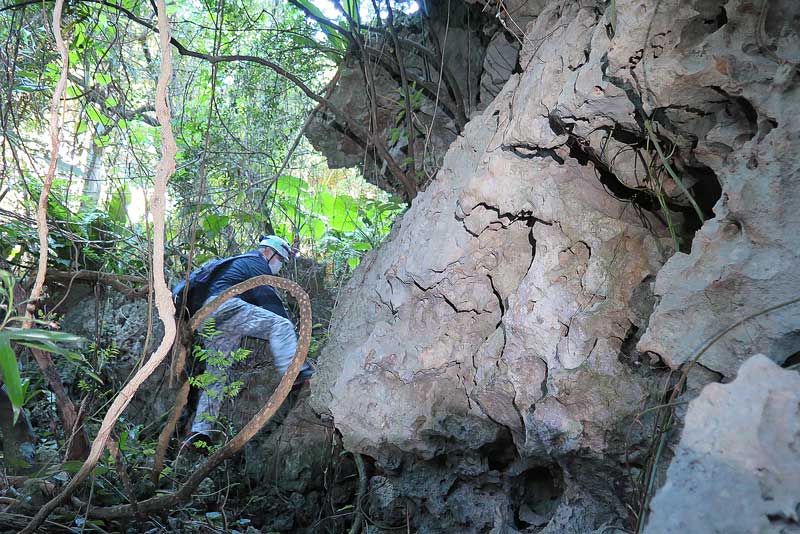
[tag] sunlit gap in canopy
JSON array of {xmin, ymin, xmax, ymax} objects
[{"xmin": 311, "ymin": 0, "xmax": 420, "ymax": 31}]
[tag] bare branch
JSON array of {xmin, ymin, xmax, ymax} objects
[
  {"xmin": 23, "ymin": 0, "xmax": 69, "ymax": 325},
  {"xmin": 67, "ymin": 74, "xmax": 158, "ymax": 126},
  {"xmin": 11, "ymin": 0, "xmax": 91, "ymax": 465}
]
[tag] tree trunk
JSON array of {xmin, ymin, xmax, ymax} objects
[{"xmin": 79, "ymin": 140, "xmax": 104, "ymax": 211}]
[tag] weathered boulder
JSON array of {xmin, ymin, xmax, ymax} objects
[
  {"xmin": 55, "ymin": 283, "xmax": 172, "ymax": 420},
  {"xmin": 311, "ymin": 0, "xmax": 800, "ymax": 531},
  {"xmin": 645, "ymin": 355, "xmax": 800, "ymax": 533}
]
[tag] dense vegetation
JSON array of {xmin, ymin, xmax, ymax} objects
[
  {"xmin": 1, "ymin": 0, "xmax": 405, "ymax": 276},
  {"xmin": 0, "ymin": 0, "xmax": 411, "ymax": 530}
]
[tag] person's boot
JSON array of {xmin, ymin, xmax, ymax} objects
[{"xmin": 291, "ymin": 368, "xmax": 314, "ymax": 391}]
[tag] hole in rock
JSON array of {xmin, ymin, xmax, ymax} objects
[
  {"xmin": 511, "ymin": 465, "xmax": 565, "ymax": 529},
  {"xmin": 479, "ymin": 428, "xmax": 517, "ymax": 472},
  {"xmin": 781, "ymin": 351, "xmax": 800, "ymax": 369},
  {"xmin": 618, "ymin": 323, "xmax": 642, "ymax": 367},
  {"xmin": 678, "ymin": 161, "xmax": 722, "ymax": 240}
]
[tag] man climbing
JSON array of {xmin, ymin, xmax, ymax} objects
[{"xmin": 183, "ymin": 235, "xmax": 314, "ymax": 446}]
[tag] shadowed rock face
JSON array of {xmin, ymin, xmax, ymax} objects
[{"xmin": 311, "ymin": 0, "xmax": 800, "ymax": 531}]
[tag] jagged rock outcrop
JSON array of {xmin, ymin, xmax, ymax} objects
[
  {"xmin": 306, "ymin": 0, "xmax": 532, "ymax": 197},
  {"xmin": 645, "ymin": 355, "xmax": 800, "ymax": 533},
  {"xmin": 311, "ymin": 0, "xmax": 800, "ymax": 531},
  {"xmin": 632, "ymin": 0, "xmax": 800, "ymax": 380}
]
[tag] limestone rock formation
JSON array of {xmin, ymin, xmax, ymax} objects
[
  {"xmin": 645, "ymin": 355, "xmax": 800, "ymax": 533},
  {"xmin": 306, "ymin": 0, "xmax": 523, "ymax": 197},
  {"xmin": 311, "ymin": 0, "xmax": 800, "ymax": 531},
  {"xmin": 634, "ymin": 0, "xmax": 800, "ymax": 379}
]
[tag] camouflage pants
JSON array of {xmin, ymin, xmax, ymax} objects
[{"xmin": 190, "ymin": 297, "xmax": 310, "ymax": 434}]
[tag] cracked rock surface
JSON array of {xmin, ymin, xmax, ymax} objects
[{"xmin": 311, "ymin": 0, "xmax": 800, "ymax": 531}]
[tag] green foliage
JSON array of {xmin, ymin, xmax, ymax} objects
[
  {"xmin": 292, "ymin": 0, "xmax": 349, "ymax": 58},
  {"xmin": 394, "ymin": 83, "xmax": 424, "ymax": 126},
  {"xmin": 270, "ymin": 175, "xmax": 404, "ymax": 273},
  {"xmin": 608, "ymin": 0, "xmax": 617, "ymax": 37},
  {"xmin": 190, "ymin": 321, "xmax": 251, "ymax": 404},
  {"xmin": 643, "ymin": 119, "xmax": 705, "ymax": 225},
  {"xmin": 0, "ymin": 271, "xmax": 83, "ymax": 424}
]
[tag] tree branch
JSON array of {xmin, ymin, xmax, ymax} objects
[
  {"xmin": 12, "ymin": 0, "xmax": 91, "ymax": 465},
  {"xmin": 66, "ymin": 74, "xmax": 158, "ymax": 126},
  {"xmin": 286, "ymin": 0, "xmax": 466, "ymax": 124},
  {"xmin": 23, "ymin": 0, "xmax": 68, "ymax": 325},
  {"xmin": 85, "ymin": 0, "xmax": 418, "ymax": 201},
  {"xmin": 4, "ymin": 0, "xmax": 419, "ymax": 200},
  {"xmin": 45, "ymin": 269, "xmax": 149, "ymax": 298},
  {"xmin": 385, "ymin": 0, "xmax": 416, "ymax": 176}
]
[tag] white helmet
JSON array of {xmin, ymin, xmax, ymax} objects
[{"xmin": 258, "ymin": 235, "xmax": 293, "ymax": 260}]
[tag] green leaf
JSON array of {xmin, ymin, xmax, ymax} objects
[
  {"xmin": 276, "ymin": 175, "xmax": 309, "ymax": 197},
  {"xmin": 0, "ymin": 336, "xmax": 23, "ymax": 424},
  {"xmin": 330, "ymin": 196, "xmax": 358, "ymax": 232},
  {"xmin": 608, "ymin": 0, "xmax": 617, "ymax": 37},
  {"xmin": 95, "ymin": 73, "xmax": 111, "ymax": 86},
  {"xmin": 344, "ymin": 0, "xmax": 360, "ymax": 24},
  {"xmin": 107, "ymin": 186, "xmax": 130, "ymax": 224},
  {"xmin": 200, "ymin": 214, "xmax": 230, "ymax": 237},
  {"xmin": 317, "ymin": 190, "xmax": 336, "ymax": 216},
  {"xmin": 293, "ymin": 0, "xmax": 327, "ymax": 23},
  {"xmin": 4, "ymin": 327, "xmax": 83, "ymax": 345},
  {"xmin": 94, "ymin": 133, "xmax": 112, "ymax": 147},
  {"xmin": 292, "ymin": 0, "xmax": 348, "ymax": 51},
  {"xmin": 0, "ymin": 270, "xmax": 14, "ymax": 312},
  {"xmin": 351, "ymin": 241, "xmax": 372, "ymax": 251},
  {"xmin": 13, "ymin": 340, "xmax": 83, "ymax": 361},
  {"xmin": 85, "ymin": 370, "xmax": 104, "ymax": 384},
  {"xmin": 119, "ymin": 430, "xmax": 129, "ymax": 450},
  {"xmin": 347, "ymin": 257, "xmax": 360, "ymax": 270},
  {"xmin": 61, "ymin": 460, "xmax": 84, "ymax": 473},
  {"xmin": 62, "ymin": 460, "xmax": 109, "ymax": 476},
  {"xmin": 86, "ymin": 105, "xmax": 111, "ymax": 126}
]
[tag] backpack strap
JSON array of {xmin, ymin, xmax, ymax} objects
[{"xmin": 198, "ymin": 251, "xmax": 261, "ymax": 281}]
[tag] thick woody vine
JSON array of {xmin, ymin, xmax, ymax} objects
[{"xmin": 20, "ymin": 0, "xmax": 178, "ymax": 530}]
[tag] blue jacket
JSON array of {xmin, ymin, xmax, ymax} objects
[{"xmin": 205, "ymin": 251, "xmax": 289, "ymax": 319}]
